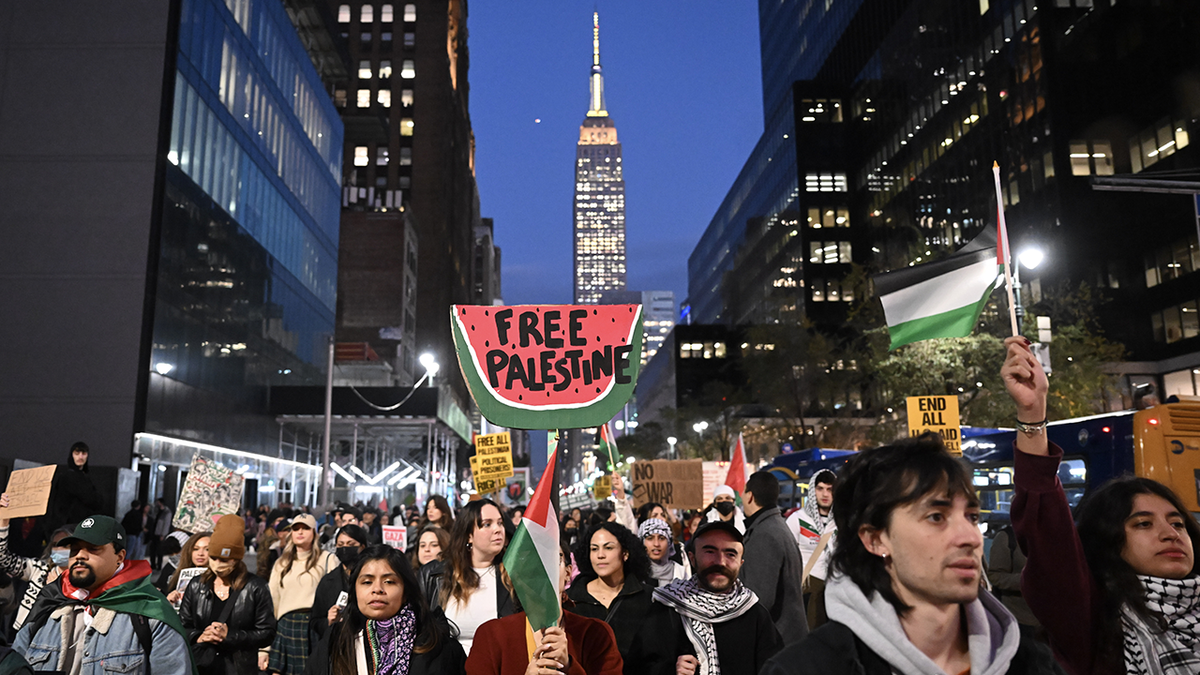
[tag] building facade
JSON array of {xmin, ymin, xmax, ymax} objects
[{"xmin": 573, "ymin": 13, "xmax": 627, "ymax": 305}]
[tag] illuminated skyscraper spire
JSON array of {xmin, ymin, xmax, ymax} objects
[{"xmin": 587, "ymin": 12, "xmax": 607, "ymax": 117}]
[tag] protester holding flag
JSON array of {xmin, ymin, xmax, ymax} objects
[
  {"xmin": 305, "ymin": 544, "xmax": 465, "ymax": 675},
  {"xmin": 419, "ymin": 499, "xmax": 515, "ymax": 655},
  {"xmin": 567, "ymin": 522, "xmax": 680, "ymax": 675}
]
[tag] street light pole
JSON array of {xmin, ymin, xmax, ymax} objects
[
  {"xmin": 667, "ymin": 436, "xmax": 677, "ymax": 459},
  {"xmin": 319, "ymin": 335, "xmax": 334, "ymax": 508}
]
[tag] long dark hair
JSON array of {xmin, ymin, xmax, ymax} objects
[
  {"xmin": 420, "ymin": 495, "xmax": 454, "ymax": 531},
  {"xmin": 828, "ymin": 433, "xmax": 977, "ymax": 616},
  {"xmin": 441, "ymin": 499, "xmax": 512, "ymax": 607},
  {"xmin": 571, "ymin": 521, "xmax": 652, "ymax": 587},
  {"xmin": 409, "ymin": 525, "xmax": 450, "ymax": 570},
  {"xmin": 330, "ymin": 545, "xmax": 448, "ymax": 673},
  {"xmin": 1076, "ymin": 476, "xmax": 1200, "ymax": 670}
]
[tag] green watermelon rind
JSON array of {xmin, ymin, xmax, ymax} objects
[{"xmin": 450, "ymin": 305, "xmax": 644, "ymax": 430}]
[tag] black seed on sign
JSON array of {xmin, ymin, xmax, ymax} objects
[
  {"xmin": 593, "ymin": 309, "xmax": 598, "ymax": 315},
  {"xmin": 546, "ymin": 392, "xmax": 551, "ymax": 397},
  {"xmin": 485, "ymin": 340, "xmax": 489, "ymax": 347},
  {"xmin": 629, "ymin": 307, "xmax": 633, "ymax": 312},
  {"xmin": 596, "ymin": 387, "xmax": 601, "ymax": 393},
  {"xmin": 485, "ymin": 310, "xmax": 489, "ymax": 316},
  {"xmin": 611, "ymin": 317, "xmax": 615, "ymax": 322},
  {"xmin": 575, "ymin": 388, "xmax": 579, "ymax": 393},
  {"xmin": 596, "ymin": 336, "xmax": 601, "ymax": 342},
  {"xmin": 471, "ymin": 325, "xmax": 475, "ymax": 331},
  {"xmin": 621, "ymin": 337, "xmax": 625, "ymax": 343},
  {"xmin": 461, "ymin": 308, "xmax": 466, "ymax": 314},
  {"xmin": 519, "ymin": 395, "xmax": 523, "ymax": 401}
]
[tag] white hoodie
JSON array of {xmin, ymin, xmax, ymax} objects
[{"xmin": 824, "ymin": 572, "xmax": 1022, "ymax": 675}]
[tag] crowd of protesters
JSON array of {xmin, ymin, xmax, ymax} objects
[{"xmin": 0, "ymin": 338, "xmax": 1198, "ymax": 674}]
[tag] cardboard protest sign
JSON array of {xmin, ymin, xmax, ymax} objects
[
  {"xmin": 631, "ymin": 460, "xmax": 704, "ymax": 510},
  {"xmin": 382, "ymin": 525, "xmax": 407, "ymax": 551},
  {"xmin": 173, "ymin": 456, "xmax": 245, "ymax": 532},
  {"xmin": 0, "ymin": 465, "xmax": 57, "ymax": 519},
  {"xmin": 906, "ymin": 395, "xmax": 962, "ymax": 455},
  {"xmin": 451, "ymin": 305, "xmax": 644, "ymax": 429},
  {"xmin": 593, "ymin": 475, "xmax": 612, "ymax": 500}
]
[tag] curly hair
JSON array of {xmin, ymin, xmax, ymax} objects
[
  {"xmin": 570, "ymin": 521, "xmax": 653, "ymax": 588},
  {"xmin": 1075, "ymin": 475, "xmax": 1200, "ymax": 671},
  {"xmin": 828, "ymin": 433, "xmax": 977, "ymax": 616}
]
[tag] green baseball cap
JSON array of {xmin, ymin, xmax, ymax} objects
[{"xmin": 61, "ymin": 515, "xmax": 127, "ymax": 548}]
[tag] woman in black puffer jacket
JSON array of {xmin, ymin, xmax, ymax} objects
[{"xmin": 180, "ymin": 515, "xmax": 276, "ymax": 675}]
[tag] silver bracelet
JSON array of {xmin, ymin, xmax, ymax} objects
[{"xmin": 1015, "ymin": 417, "xmax": 1048, "ymax": 435}]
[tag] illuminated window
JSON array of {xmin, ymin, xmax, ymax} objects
[
  {"xmin": 358, "ymin": 60, "xmax": 372, "ymax": 79},
  {"xmin": 379, "ymin": 60, "xmax": 391, "ymax": 78},
  {"xmin": 400, "ymin": 89, "xmax": 413, "ymax": 106},
  {"xmin": 380, "ymin": 4, "xmax": 393, "ymax": 21},
  {"xmin": 333, "ymin": 89, "xmax": 347, "ymax": 107},
  {"xmin": 798, "ymin": 98, "xmax": 843, "ymax": 123},
  {"xmin": 377, "ymin": 89, "xmax": 391, "ymax": 107},
  {"xmin": 400, "ymin": 118, "xmax": 414, "ymax": 136},
  {"xmin": 807, "ymin": 207, "xmax": 849, "ymax": 228},
  {"xmin": 357, "ymin": 89, "xmax": 371, "ymax": 107},
  {"xmin": 377, "ymin": 147, "xmax": 389, "ymax": 165},
  {"xmin": 361, "ymin": 5, "xmax": 373, "ymax": 22},
  {"xmin": 400, "ymin": 60, "xmax": 415, "ymax": 78},
  {"xmin": 337, "ymin": 4, "xmax": 350, "ymax": 22},
  {"xmin": 403, "ymin": 3, "xmax": 416, "ymax": 21},
  {"xmin": 354, "ymin": 146, "xmax": 369, "ymax": 167},
  {"xmin": 1131, "ymin": 118, "xmax": 1190, "ymax": 172},
  {"xmin": 812, "ymin": 281, "xmax": 825, "ymax": 302},
  {"xmin": 805, "ymin": 173, "xmax": 847, "ymax": 192},
  {"xmin": 809, "ymin": 241, "xmax": 851, "ymax": 263},
  {"xmin": 1069, "ymin": 140, "xmax": 1114, "ymax": 176}
]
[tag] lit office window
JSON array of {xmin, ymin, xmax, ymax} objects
[
  {"xmin": 400, "ymin": 118, "xmax": 414, "ymax": 136},
  {"xmin": 358, "ymin": 60, "xmax": 372, "ymax": 79},
  {"xmin": 807, "ymin": 207, "xmax": 849, "ymax": 228},
  {"xmin": 1069, "ymin": 140, "xmax": 1114, "ymax": 176},
  {"xmin": 338, "ymin": 4, "xmax": 350, "ymax": 22},
  {"xmin": 400, "ymin": 89, "xmax": 413, "ymax": 106},
  {"xmin": 334, "ymin": 89, "xmax": 347, "ymax": 107},
  {"xmin": 403, "ymin": 3, "xmax": 416, "ymax": 21},
  {"xmin": 404, "ymin": 32, "xmax": 415, "ymax": 47},
  {"xmin": 380, "ymin": 4, "xmax": 393, "ymax": 21},
  {"xmin": 361, "ymin": 4, "xmax": 373, "ymax": 22},
  {"xmin": 812, "ymin": 280, "xmax": 825, "ymax": 302},
  {"xmin": 354, "ymin": 146, "xmax": 369, "ymax": 166},
  {"xmin": 377, "ymin": 89, "xmax": 391, "ymax": 107},
  {"xmin": 357, "ymin": 89, "xmax": 371, "ymax": 107},
  {"xmin": 1130, "ymin": 118, "xmax": 1190, "ymax": 172},
  {"xmin": 399, "ymin": 147, "xmax": 412, "ymax": 165},
  {"xmin": 401, "ymin": 59, "xmax": 415, "ymax": 78},
  {"xmin": 805, "ymin": 173, "xmax": 847, "ymax": 192},
  {"xmin": 379, "ymin": 60, "xmax": 392, "ymax": 78},
  {"xmin": 377, "ymin": 147, "xmax": 389, "ymax": 165}
]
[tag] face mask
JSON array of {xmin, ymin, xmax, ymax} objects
[
  {"xmin": 50, "ymin": 550, "xmax": 70, "ymax": 568},
  {"xmin": 167, "ymin": 555, "xmax": 182, "ymax": 569},
  {"xmin": 715, "ymin": 501, "xmax": 735, "ymax": 516},
  {"xmin": 336, "ymin": 546, "xmax": 361, "ymax": 567}
]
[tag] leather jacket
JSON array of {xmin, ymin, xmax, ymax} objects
[{"xmin": 179, "ymin": 573, "xmax": 276, "ymax": 675}]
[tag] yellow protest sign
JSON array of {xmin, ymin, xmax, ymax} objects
[
  {"xmin": 593, "ymin": 475, "xmax": 612, "ymax": 500},
  {"xmin": 470, "ymin": 454, "xmax": 505, "ymax": 494},
  {"xmin": 906, "ymin": 395, "xmax": 962, "ymax": 455},
  {"xmin": 0, "ymin": 465, "xmax": 57, "ymax": 519},
  {"xmin": 474, "ymin": 432, "xmax": 514, "ymax": 481}
]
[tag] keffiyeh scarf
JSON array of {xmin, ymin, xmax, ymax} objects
[
  {"xmin": 652, "ymin": 577, "xmax": 758, "ymax": 675},
  {"xmin": 1122, "ymin": 575, "xmax": 1200, "ymax": 675},
  {"xmin": 803, "ymin": 474, "xmax": 834, "ymax": 535},
  {"xmin": 639, "ymin": 518, "xmax": 677, "ymax": 585},
  {"xmin": 366, "ymin": 604, "xmax": 417, "ymax": 675}
]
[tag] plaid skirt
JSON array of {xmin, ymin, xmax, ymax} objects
[{"xmin": 268, "ymin": 610, "xmax": 312, "ymax": 675}]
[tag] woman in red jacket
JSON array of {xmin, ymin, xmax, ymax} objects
[{"xmin": 466, "ymin": 539, "xmax": 623, "ymax": 675}]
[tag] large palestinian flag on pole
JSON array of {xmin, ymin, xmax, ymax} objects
[
  {"xmin": 502, "ymin": 447, "xmax": 561, "ymax": 631},
  {"xmin": 724, "ymin": 433, "xmax": 748, "ymax": 496},
  {"xmin": 599, "ymin": 421, "xmax": 619, "ymax": 470},
  {"xmin": 874, "ymin": 225, "xmax": 1002, "ymax": 350}
]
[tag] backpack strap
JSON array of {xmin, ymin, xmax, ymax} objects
[{"xmin": 129, "ymin": 614, "xmax": 153, "ymax": 675}]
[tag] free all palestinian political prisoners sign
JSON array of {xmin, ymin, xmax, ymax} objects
[
  {"xmin": 173, "ymin": 456, "xmax": 245, "ymax": 532},
  {"xmin": 451, "ymin": 305, "xmax": 644, "ymax": 429},
  {"xmin": 906, "ymin": 395, "xmax": 963, "ymax": 455},
  {"xmin": 631, "ymin": 460, "xmax": 704, "ymax": 510}
]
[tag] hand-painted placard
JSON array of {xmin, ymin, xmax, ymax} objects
[
  {"xmin": 0, "ymin": 465, "xmax": 57, "ymax": 519},
  {"xmin": 381, "ymin": 525, "xmax": 407, "ymax": 551},
  {"xmin": 451, "ymin": 305, "xmax": 644, "ymax": 429},
  {"xmin": 593, "ymin": 475, "xmax": 612, "ymax": 500},
  {"xmin": 906, "ymin": 395, "xmax": 962, "ymax": 455},
  {"xmin": 173, "ymin": 456, "xmax": 245, "ymax": 532},
  {"xmin": 631, "ymin": 460, "xmax": 704, "ymax": 510}
]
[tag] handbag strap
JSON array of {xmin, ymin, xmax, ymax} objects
[{"xmin": 215, "ymin": 583, "xmax": 241, "ymax": 624}]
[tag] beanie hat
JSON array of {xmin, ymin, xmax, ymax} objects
[
  {"xmin": 713, "ymin": 484, "xmax": 736, "ymax": 500},
  {"xmin": 208, "ymin": 515, "xmax": 245, "ymax": 560}
]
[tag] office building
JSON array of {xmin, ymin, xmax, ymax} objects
[
  {"xmin": 574, "ymin": 12, "xmax": 627, "ymax": 304},
  {"xmin": 0, "ymin": 0, "xmax": 343, "ymax": 504}
]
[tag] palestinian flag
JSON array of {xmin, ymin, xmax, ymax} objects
[
  {"xmin": 724, "ymin": 433, "xmax": 748, "ymax": 497},
  {"xmin": 502, "ymin": 447, "xmax": 561, "ymax": 631},
  {"xmin": 599, "ymin": 421, "xmax": 619, "ymax": 470},
  {"xmin": 874, "ymin": 225, "xmax": 1002, "ymax": 350}
]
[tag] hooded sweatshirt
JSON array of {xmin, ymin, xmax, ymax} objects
[{"xmin": 823, "ymin": 572, "xmax": 1021, "ymax": 675}]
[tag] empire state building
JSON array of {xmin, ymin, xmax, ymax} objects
[{"xmin": 573, "ymin": 12, "xmax": 626, "ymax": 304}]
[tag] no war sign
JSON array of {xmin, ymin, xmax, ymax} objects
[{"xmin": 631, "ymin": 460, "xmax": 704, "ymax": 510}]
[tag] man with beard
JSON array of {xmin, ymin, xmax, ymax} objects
[
  {"xmin": 786, "ymin": 469, "xmax": 837, "ymax": 627},
  {"xmin": 760, "ymin": 436, "xmax": 1060, "ymax": 675},
  {"xmin": 14, "ymin": 516, "xmax": 192, "ymax": 674},
  {"xmin": 654, "ymin": 521, "xmax": 782, "ymax": 675}
]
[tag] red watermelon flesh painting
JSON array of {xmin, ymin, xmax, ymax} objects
[{"xmin": 451, "ymin": 304, "xmax": 644, "ymax": 430}]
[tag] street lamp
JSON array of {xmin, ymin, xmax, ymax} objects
[
  {"xmin": 667, "ymin": 436, "xmax": 677, "ymax": 459},
  {"xmin": 1019, "ymin": 247, "xmax": 1044, "ymax": 270},
  {"xmin": 692, "ymin": 421, "xmax": 708, "ymax": 436},
  {"xmin": 419, "ymin": 352, "xmax": 440, "ymax": 379}
]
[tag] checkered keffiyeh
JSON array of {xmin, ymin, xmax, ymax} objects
[
  {"xmin": 653, "ymin": 577, "xmax": 757, "ymax": 675},
  {"xmin": 1122, "ymin": 575, "xmax": 1200, "ymax": 675}
]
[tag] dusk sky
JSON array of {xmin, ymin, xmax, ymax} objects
[{"xmin": 468, "ymin": 3, "xmax": 765, "ymax": 310}]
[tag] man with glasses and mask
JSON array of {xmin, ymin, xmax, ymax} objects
[
  {"xmin": 14, "ymin": 516, "xmax": 192, "ymax": 674},
  {"xmin": 654, "ymin": 521, "xmax": 782, "ymax": 675}
]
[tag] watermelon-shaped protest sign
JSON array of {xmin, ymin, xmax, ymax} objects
[{"xmin": 451, "ymin": 304, "xmax": 644, "ymax": 429}]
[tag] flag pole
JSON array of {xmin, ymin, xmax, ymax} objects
[{"xmin": 992, "ymin": 161, "xmax": 1020, "ymax": 337}]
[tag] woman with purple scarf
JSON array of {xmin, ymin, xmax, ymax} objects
[{"xmin": 304, "ymin": 545, "xmax": 465, "ymax": 675}]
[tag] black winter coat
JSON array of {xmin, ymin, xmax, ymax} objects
[
  {"xmin": 303, "ymin": 613, "xmax": 465, "ymax": 675},
  {"xmin": 47, "ymin": 463, "xmax": 104, "ymax": 534},
  {"xmin": 179, "ymin": 573, "xmax": 277, "ymax": 675},
  {"xmin": 566, "ymin": 575, "xmax": 681, "ymax": 675},
  {"xmin": 417, "ymin": 560, "xmax": 516, "ymax": 618},
  {"xmin": 309, "ymin": 567, "xmax": 351, "ymax": 645},
  {"xmin": 759, "ymin": 621, "xmax": 1067, "ymax": 675}
]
